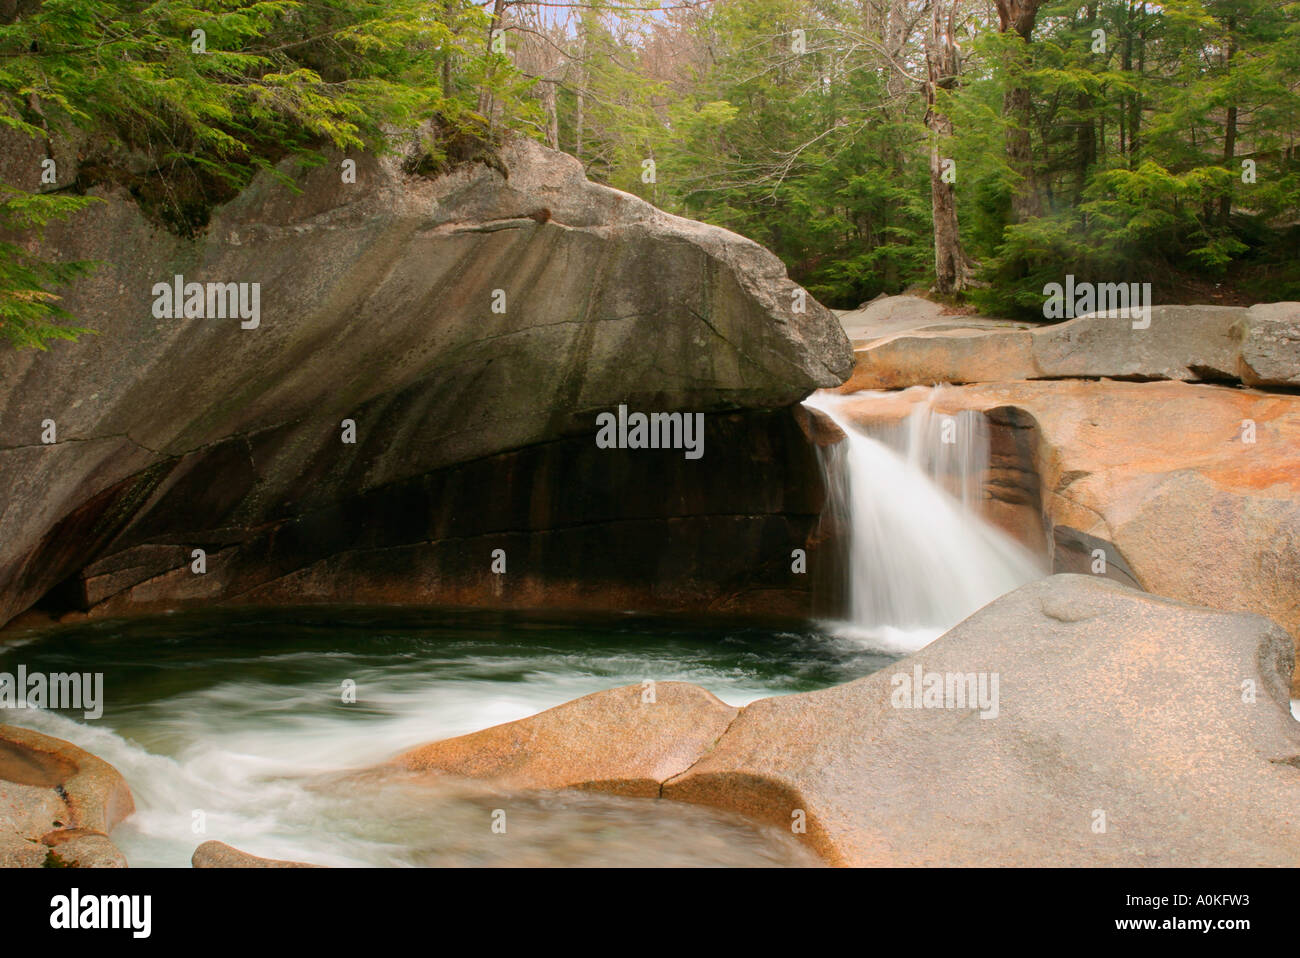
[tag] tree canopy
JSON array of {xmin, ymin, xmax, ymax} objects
[{"xmin": 3, "ymin": 0, "xmax": 1298, "ymax": 347}]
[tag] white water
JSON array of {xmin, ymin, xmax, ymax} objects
[
  {"xmin": 2, "ymin": 631, "xmax": 840, "ymax": 868},
  {"xmin": 2, "ymin": 389, "xmax": 1044, "ymax": 866},
  {"xmin": 803, "ymin": 389, "xmax": 1046, "ymax": 653}
]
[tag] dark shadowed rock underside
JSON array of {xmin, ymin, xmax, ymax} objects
[{"xmin": 0, "ymin": 136, "xmax": 852, "ymax": 626}]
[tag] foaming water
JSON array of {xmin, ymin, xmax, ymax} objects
[
  {"xmin": 0, "ymin": 608, "xmax": 889, "ymax": 867},
  {"xmin": 803, "ymin": 389, "xmax": 1046, "ymax": 653}
]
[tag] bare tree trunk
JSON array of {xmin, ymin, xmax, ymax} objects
[
  {"xmin": 1074, "ymin": 3, "xmax": 1098, "ymax": 203},
  {"xmin": 994, "ymin": 0, "xmax": 1044, "ymax": 222},
  {"xmin": 883, "ymin": 0, "xmax": 912, "ymax": 105},
  {"xmin": 575, "ymin": 88, "xmax": 584, "ymax": 156},
  {"xmin": 573, "ymin": 18, "xmax": 586, "ymax": 161},
  {"xmin": 440, "ymin": 0, "xmax": 456, "ymax": 97},
  {"xmin": 1219, "ymin": 15, "xmax": 1238, "ymax": 227},
  {"xmin": 926, "ymin": 0, "xmax": 975, "ymax": 295},
  {"xmin": 477, "ymin": 0, "xmax": 509, "ymax": 127},
  {"xmin": 542, "ymin": 80, "xmax": 559, "ymax": 149},
  {"xmin": 1129, "ymin": 7, "xmax": 1144, "ymax": 161}
]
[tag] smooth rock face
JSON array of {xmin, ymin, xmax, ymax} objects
[
  {"xmin": 192, "ymin": 841, "xmax": 322, "ymax": 868},
  {"xmin": 1239, "ymin": 303, "xmax": 1300, "ymax": 387},
  {"xmin": 837, "ymin": 295, "xmax": 948, "ymax": 342},
  {"xmin": 836, "ymin": 295, "xmax": 1029, "ymax": 346},
  {"xmin": 839, "ymin": 300, "xmax": 1300, "ymax": 390},
  {"xmin": 0, "ymin": 135, "xmax": 852, "ymax": 627},
  {"xmin": 831, "ymin": 380, "xmax": 1300, "ymax": 691},
  {"xmin": 0, "ymin": 725, "xmax": 134, "ymax": 867},
  {"xmin": 663, "ymin": 575, "xmax": 1300, "ymax": 866},
  {"xmin": 845, "ymin": 328, "xmax": 1031, "ymax": 392},
  {"xmin": 1031, "ymin": 305, "xmax": 1243, "ymax": 381},
  {"xmin": 397, "ymin": 682, "xmax": 738, "ymax": 797}
]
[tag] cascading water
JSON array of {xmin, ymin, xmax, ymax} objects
[
  {"xmin": 803, "ymin": 388, "xmax": 1046, "ymax": 653},
  {"xmin": 0, "ymin": 611, "xmax": 883, "ymax": 867}
]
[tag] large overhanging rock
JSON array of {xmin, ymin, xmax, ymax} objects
[
  {"xmin": 0, "ymin": 136, "xmax": 851, "ymax": 627},
  {"xmin": 397, "ymin": 575, "xmax": 1300, "ymax": 866},
  {"xmin": 840, "ymin": 301, "xmax": 1299, "ymax": 391}
]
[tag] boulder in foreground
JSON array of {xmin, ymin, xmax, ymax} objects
[
  {"xmin": 0, "ymin": 725, "xmax": 134, "ymax": 867},
  {"xmin": 192, "ymin": 841, "xmax": 322, "ymax": 868},
  {"xmin": 397, "ymin": 681, "xmax": 737, "ymax": 797},
  {"xmin": 666, "ymin": 575, "xmax": 1300, "ymax": 865},
  {"xmin": 401, "ymin": 576, "xmax": 1300, "ymax": 866}
]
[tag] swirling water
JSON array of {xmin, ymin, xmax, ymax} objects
[
  {"xmin": 0, "ymin": 607, "xmax": 894, "ymax": 867},
  {"xmin": 3, "ymin": 390, "xmax": 1048, "ymax": 867}
]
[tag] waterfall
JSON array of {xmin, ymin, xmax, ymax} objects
[{"xmin": 803, "ymin": 389, "xmax": 1045, "ymax": 654}]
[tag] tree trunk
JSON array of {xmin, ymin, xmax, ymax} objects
[
  {"xmin": 575, "ymin": 89, "xmax": 584, "ymax": 157},
  {"xmin": 1129, "ymin": 10, "xmax": 1144, "ymax": 162},
  {"xmin": 1219, "ymin": 16, "xmax": 1238, "ymax": 227},
  {"xmin": 477, "ymin": 0, "xmax": 509, "ymax": 127},
  {"xmin": 542, "ymin": 80, "xmax": 559, "ymax": 149},
  {"xmin": 1075, "ymin": 3, "xmax": 1098, "ymax": 203},
  {"xmin": 994, "ymin": 0, "xmax": 1044, "ymax": 222},
  {"xmin": 440, "ymin": 0, "xmax": 456, "ymax": 97},
  {"xmin": 926, "ymin": 0, "xmax": 975, "ymax": 294},
  {"xmin": 573, "ymin": 20, "xmax": 586, "ymax": 161}
]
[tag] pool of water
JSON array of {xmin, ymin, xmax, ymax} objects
[{"xmin": 0, "ymin": 606, "xmax": 897, "ymax": 867}]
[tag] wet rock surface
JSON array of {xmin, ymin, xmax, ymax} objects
[
  {"xmin": 0, "ymin": 725, "xmax": 134, "ymax": 867},
  {"xmin": 397, "ymin": 681, "xmax": 738, "ymax": 797}
]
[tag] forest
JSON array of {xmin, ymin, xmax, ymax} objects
[{"xmin": 2, "ymin": 0, "xmax": 1298, "ymax": 347}]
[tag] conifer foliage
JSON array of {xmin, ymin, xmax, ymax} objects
[{"xmin": 3, "ymin": 0, "xmax": 1298, "ymax": 347}]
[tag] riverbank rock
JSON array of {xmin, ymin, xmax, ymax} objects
[
  {"xmin": 397, "ymin": 682, "xmax": 738, "ymax": 797},
  {"xmin": 662, "ymin": 575, "xmax": 1300, "ymax": 866},
  {"xmin": 192, "ymin": 841, "xmax": 322, "ymax": 868},
  {"xmin": 401, "ymin": 576, "xmax": 1300, "ymax": 866},
  {"xmin": 0, "ymin": 133, "xmax": 852, "ymax": 628},
  {"xmin": 0, "ymin": 725, "xmax": 134, "ymax": 867},
  {"xmin": 831, "ymin": 380, "xmax": 1300, "ymax": 691},
  {"xmin": 836, "ymin": 295, "xmax": 1030, "ymax": 347},
  {"xmin": 1239, "ymin": 302, "xmax": 1300, "ymax": 387},
  {"xmin": 838, "ymin": 300, "xmax": 1300, "ymax": 391}
]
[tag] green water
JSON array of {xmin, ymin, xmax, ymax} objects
[{"xmin": 0, "ymin": 606, "xmax": 896, "ymax": 867}]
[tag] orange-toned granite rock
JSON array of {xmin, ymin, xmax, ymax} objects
[
  {"xmin": 396, "ymin": 681, "xmax": 738, "ymax": 797},
  {"xmin": 0, "ymin": 725, "xmax": 134, "ymax": 867}
]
